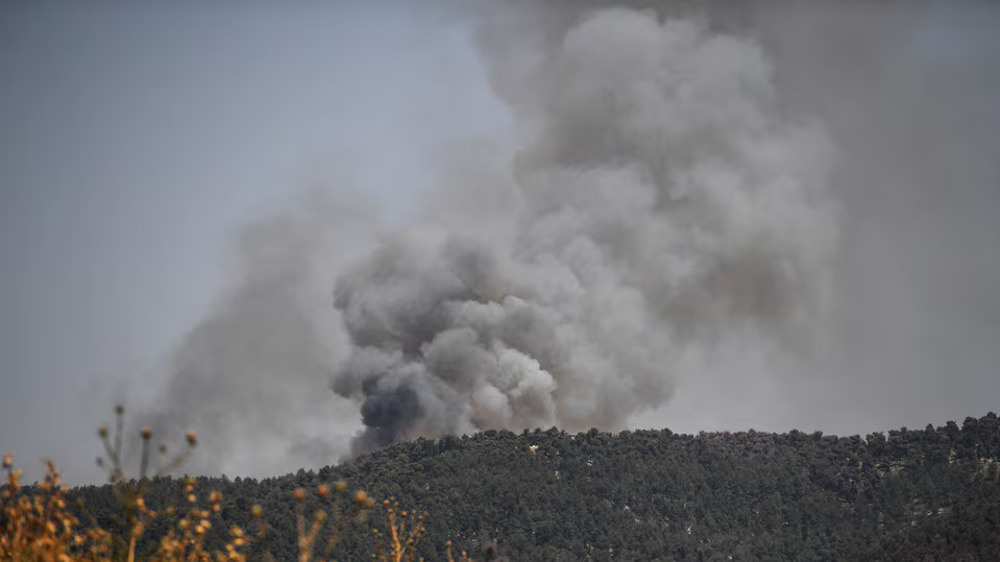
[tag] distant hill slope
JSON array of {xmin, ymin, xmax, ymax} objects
[{"xmin": 68, "ymin": 414, "xmax": 1000, "ymax": 560}]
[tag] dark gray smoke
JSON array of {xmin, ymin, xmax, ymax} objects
[
  {"xmin": 135, "ymin": 0, "xmax": 1000, "ymax": 475},
  {"xmin": 331, "ymin": 4, "xmax": 836, "ymax": 453}
]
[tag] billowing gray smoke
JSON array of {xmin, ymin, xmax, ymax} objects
[
  {"xmin": 136, "ymin": 192, "xmax": 379, "ymax": 477},
  {"xmin": 123, "ymin": 0, "xmax": 1000, "ymax": 478},
  {"xmin": 331, "ymin": 4, "xmax": 836, "ymax": 454}
]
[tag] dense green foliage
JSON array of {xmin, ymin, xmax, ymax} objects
[{"xmin": 65, "ymin": 414, "xmax": 1000, "ymax": 560}]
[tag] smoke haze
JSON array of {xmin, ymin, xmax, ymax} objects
[
  {"xmin": 139, "ymin": 0, "xmax": 1000, "ymax": 473},
  {"xmin": 4, "ymin": 1, "xmax": 998, "ymax": 481},
  {"xmin": 137, "ymin": 192, "xmax": 379, "ymax": 476}
]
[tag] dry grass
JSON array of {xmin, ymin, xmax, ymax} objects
[
  {"xmin": 1, "ymin": 405, "xmax": 498, "ymax": 561},
  {"xmin": 2, "ymin": 404, "xmax": 248, "ymax": 562},
  {"xmin": 372, "ymin": 500, "xmax": 425, "ymax": 562},
  {"xmin": 2, "ymin": 456, "xmax": 113, "ymax": 561}
]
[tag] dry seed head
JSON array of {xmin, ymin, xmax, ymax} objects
[
  {"xmin": 98, "ymin": 425, "xmax": 108, "ymax": 438},
  {"xmin": 353, "ymin": 490, "xmax": 367, "ymax": 505},
  {"xmin": 2, "ymin": 453, "xmax": 11, "ymax": 469},
  {"xmin": 115, "ymin": 404, "xmax": 124, "ymax": 415},
  {"xmin": 141, "ymin": 426, "xmax": 152, "ymax": 440},
  {"xmin": 185, "ymin": 429, "xmax": 198, "ymax": 446}
]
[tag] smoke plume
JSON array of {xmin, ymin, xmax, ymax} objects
[
  {"xmin": 138, "ymin": 0, "xmax": 1000, "ymax": 474},
  {"xmin": 331, "ymin": 4, "xmax": 836, "ymax": 453},
  {"xmin": 137, "ymin": 192, "xmax": 379, "ymax": 476}
]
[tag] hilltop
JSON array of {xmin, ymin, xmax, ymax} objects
[{"xmin": 66, "ymin": 413, "xmax": 1000, "ymax": 560}]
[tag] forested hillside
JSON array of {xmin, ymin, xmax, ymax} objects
[{"xmin": 62, "ymin": 413, "xmax": 1000, "ymax": 560}]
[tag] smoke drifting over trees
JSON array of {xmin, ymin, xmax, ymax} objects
[
  {"xmin": 135, "ymin": 0, "xmax": 1000, "ymax": 476},
  {"xmin": 331, "ymin": 4, "xmax": 835, "ymax": 454}
]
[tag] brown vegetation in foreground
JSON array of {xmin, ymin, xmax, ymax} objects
[{"xmin": 1, "ymin": 406, "xmax": 493, "ymax": 561}]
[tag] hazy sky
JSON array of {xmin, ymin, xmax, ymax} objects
[
  {"xmin": 2, "ymin": 1, "xmax": 999, "ymax": 484},
  {"xmin": 0, "ymin": 2, "xmax": 509, "ymax": 481}
]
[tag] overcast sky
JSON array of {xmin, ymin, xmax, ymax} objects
[
  {"xmin": 0, "ymin": 2, "xmax": 511, "ymax": 482},
  {"xmin": 2, "ymin": 1, "xmax": 999, "ymax": 484}
]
